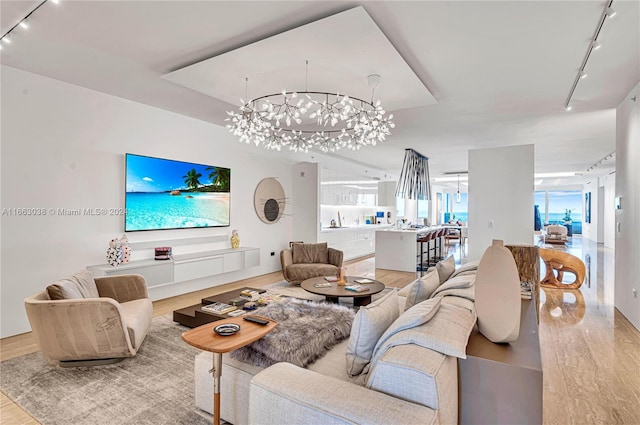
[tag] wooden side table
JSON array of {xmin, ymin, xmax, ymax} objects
[{"xmin": 182, "ymin": 316, "xmax": 277, "ymax": 425}]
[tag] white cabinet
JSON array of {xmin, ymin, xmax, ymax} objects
[
  {"xmin": 174, "ymin": 255, "xmax": 224, "ymax": 282},
  {"xmin": 319, "ymin": 226, "xmax": 390, "ymax": 261},
  {"xmin": 245, "ymin": 248, "xmax": 260, "ymax": 268},
  {"xmin": 88, "ymin": 247, "xmax": 260, "ymax": 288},
  {"xmin": 223, "ymin": 251, "xmax": 243, "ymax": 273},
  {"xmin": 90, "ymin": 260, "xmax": 174, "ymax": 288}
]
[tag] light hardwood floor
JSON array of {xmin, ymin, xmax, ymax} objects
[{"xmin": 2, "ymin": 241, "xmax": 640, "ymax": 424}]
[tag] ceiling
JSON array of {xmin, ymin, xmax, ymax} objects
[{"xmin": 2, "ymin": 1, "xmax": 638, "ymax": 189}]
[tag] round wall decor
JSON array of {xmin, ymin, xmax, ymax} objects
[{"xmin": 254, "ymin": 178, "xmax": 285, "ymax": 224}]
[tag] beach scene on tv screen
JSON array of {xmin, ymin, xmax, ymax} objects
[{"xmin": 125, "ymin": 154, "xmax": 230, "ymax": 231}]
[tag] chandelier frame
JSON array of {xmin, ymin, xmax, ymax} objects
[{"xmin": 226, "ymin": 76, "xmax": 395, "ymax": 153}]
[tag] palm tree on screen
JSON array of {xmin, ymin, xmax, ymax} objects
[
  {"xmin": 183, "ymin": 169, "xmax": 202, "ymax": 190},
  {"xmin": 206, "ymin": 167, "xmax": 230, "ymax": 191}
]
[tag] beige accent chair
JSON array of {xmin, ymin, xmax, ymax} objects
[
  {"xmin": 24, "ymin": 271, "xmax": 153, "ymax": 367},
  {"xmin": 280, "ymin": 242, "xmax": 343, "ymax": 284}
]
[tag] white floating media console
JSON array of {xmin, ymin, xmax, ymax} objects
[{"xmin": 88, "ymin": 247, "xmax": 260, "ymax": 289}]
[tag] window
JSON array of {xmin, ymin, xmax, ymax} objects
[
  {"xmin": 396, "ymin": 197, "xmax": 405, "ymax": 217},
  {"xmin": 537, "ymin": 190, "xmax": 583, "ymax": 234},
  {"xmin": 452, "ymin": 193, "xmax": 468, "ymax": 223},
  {"xmin": 417, "ymin": 199, "xmax": 429, "ymax": 218}
]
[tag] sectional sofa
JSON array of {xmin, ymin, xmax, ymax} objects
[{"xmin": 193, "ymin": 255, "xmax": 481, "ymax": 424}]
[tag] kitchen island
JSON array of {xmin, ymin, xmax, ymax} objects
[{"xmin": 375, "ymin": 227, "xmax": 434, "ymax": 272}]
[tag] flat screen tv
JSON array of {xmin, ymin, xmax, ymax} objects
[{"xmin": 125, "ymin": 153, "xmax": 230, "ymax": 232}]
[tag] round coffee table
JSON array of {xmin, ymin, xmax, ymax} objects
[{"xmin": 301, "ymin": 276, "xmax": 385, "ymax": 306}]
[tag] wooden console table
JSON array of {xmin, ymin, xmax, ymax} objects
[{"xmin": 182, "ymin": 317, "xmax": 277, "ymax": 425}]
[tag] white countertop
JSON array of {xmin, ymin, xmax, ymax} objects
[
  {"xmin": 376, "ymin": 227, "xmax": 434, "ymax": 234},
  {"xmin": 321, "ymin": 224, "xmax": 394, "ymax": 232}
]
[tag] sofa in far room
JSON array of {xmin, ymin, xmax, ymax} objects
[{"xmin": 544, "ymin": 224, "xmax": 569, "ymax": 244}]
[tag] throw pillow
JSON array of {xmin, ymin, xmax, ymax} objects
[
  {"xmin": 430, "ymin": 274, "xmax": 475, "ymax": 298},
  {"xmin": 404, "ymin": 271, "xmax": 440, "ymax": 311},
  {"xmin": 292, "ymin": 242, "xmax": 329, "ymax": 264},
  {"xmin": 374, "ymin": 297, "xmax": 442, "ymax": 352},
  {"xmin": 46, "ymin": 270, "xmax": 99, "ymax": 300},
  {"xmin": 397, "ymin": 282, "xmax": 412, "ymax": 298},
  {"xmin": 72, "ymin": 270, "xmax": 100, "ymax": 298},
  {"xmin": 436, "ymin": 255, "xmax": 456, "ymax": 284},
  {"xmin": 346, "ymin": 289, "xmax": 399, "ymax": 376},
  {"xmin": 372, "ymin": 303, "xmax": 476, "ymax": 361},
  {"xmin": 47, "ymin": 280, "xmax": 83, "ymax": 300}
]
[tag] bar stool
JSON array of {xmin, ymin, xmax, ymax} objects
[
  {"xmin": 426, "ymin": 229, "xmax": 439, "ymax": 266},
  {"xmin": 417, "ymin": 232, "xmax": 431, "ymax": 272},
  {"xmin": 435, "ymin": 228, "xmax": 447, "ymax": 261},
  {"xmin": 417, "ymin": 230, "xmax": 437, "ymax": 271}
]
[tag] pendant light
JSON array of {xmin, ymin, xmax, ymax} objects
[{"xmin": 395, "ymin": 149, "xmax": 431, "ymax": 200}]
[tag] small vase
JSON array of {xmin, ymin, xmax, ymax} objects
[
  {"xmin": 230, "ymin": 229, "xmax": 240, "ymax": 249},
  {"xmin": 106, "ymin": 239, "xmax": 123, "ymax": 267},
  {"xmin": 337, "ymin": 266, "xmax": 347, "ymax": 285},
  {"xmin": 120, "ymin": 234, "xmax": 131, "ymax": 264}
]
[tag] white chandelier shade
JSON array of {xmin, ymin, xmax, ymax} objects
[
  {"xmin": 225, "ymin": 89, "xmax": 395, "ymax": 153},
  {"xmin": 395, "ymin": 149, "xmax": 431, "ymax": 201}
]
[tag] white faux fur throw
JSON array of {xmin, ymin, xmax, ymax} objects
[{"xmin": 230, "ymin": 298, "xmax": 354, "ymax": 368}]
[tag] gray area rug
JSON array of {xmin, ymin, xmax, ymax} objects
[
  {"xmin": 0, "ymin": 315, "xmax": 209, "ymax": 425},
  {"xmin": 1, "ymin": 282, "xmax": 391, "ymax": 425}
]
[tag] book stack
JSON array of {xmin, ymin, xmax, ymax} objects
[
  {"xmin": 201, "ymin": 302, "xmax": 237, "ymax": 315},
  {"xmin": 354, "ymin": 278, "xmax": 374, "ymax": 284},
  {"xmin": 345, "ymin": 284, "xmax": 369, "ymax": 293},
  {"xmin": 256, "ymin": 292, "xmax": 284, "ymax": 305},
  {"xmin": 520, "ymin": 281, "xmax": 533, "ymax": 300},
  {"xmin": 324, "ymin": 276, "xmax": 339, "ymax": 282},
  {"xmin": 239, "ymin": 290, "xmax": 262, "ymax": 301},
  {"xmin": 228, "ymin": 297, "xmax": 249, "ymax": 307},
  {"xmin": 154, "ymin": 247, "xmax": 172, "ymax": 260}
]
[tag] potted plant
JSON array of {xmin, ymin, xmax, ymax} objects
[{"xmin": 563, "ymin": 209, "xmax": 573, "ymax": 237}]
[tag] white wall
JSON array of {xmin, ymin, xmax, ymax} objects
[
  {"xmin": 1, "ymin": 66, "xmax": 294, "ymax": 337},
  {"xmin": 292, "ymin": 162, "xmax": 319, "ymax": 242},
  {"xmin": 603, "ymin": 171, "xmax": 616, "ymax": 249},
  {"xmin": 468, "ymin": 145, "xmax": 534, "ymax": 260},
  {"xmin": 597, "ymin": 185, "xmax": 605, "ymax": 243},
  {"xmin": 582, "ymin": 180, "xmax": 601, "ymax": 243},
  {"xmin": 614, "ymin": 82, "xmax": 640, "ymax": 331}
]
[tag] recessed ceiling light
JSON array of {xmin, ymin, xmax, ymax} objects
[
  {"xmin": 565, "ymin": 105, "xmax": 573, "ymax": 111},
  {"xmin": 19, "ymin": 20, "xmax": 29, "ymax": 29},
  {"xmin": 606, "ymin": 7, "xmax": 616, "ymax": 19},
  {"xmin": 431, "ymin": 176, "xmax": 469, "ymax": 182},
  {"xmin": 591, "ymin": 41, "xmax": 601, "ymax": 51},
  {"xmin": 580, "ymin": 72, "xmax": 588, "ymax": 79},
  {"xmin": 535, "ymin": 172, "xmax": 579, "ymax": 178},
  {"xmin": 1, "ymin": 35, "xmax": 11, "ymax": 44}
]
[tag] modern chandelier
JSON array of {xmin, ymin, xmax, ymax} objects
[
  {"xmin": 395, "ymin": 149, "xmax": 431, "ymax": 201},
  {"xmin": 225, "ymin": 63, "xmax": 395, "ymax": 153}
]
